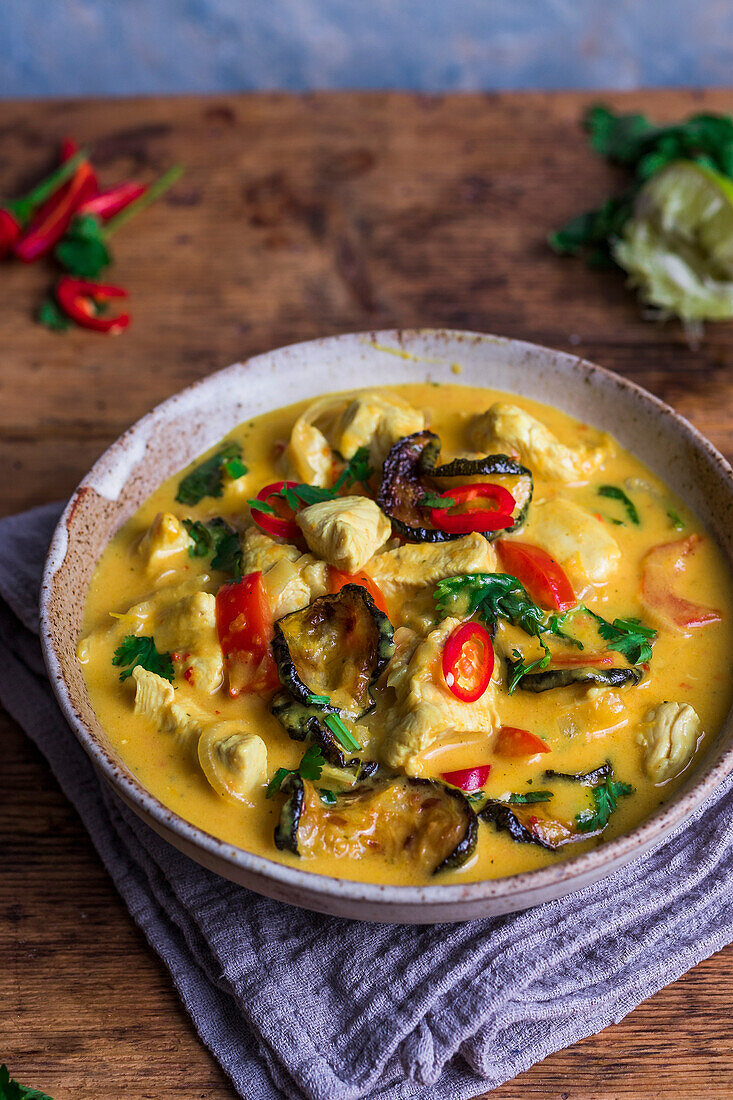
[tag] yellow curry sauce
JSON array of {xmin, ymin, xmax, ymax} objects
[{"xmin": 78, "ymin": 384, "xmax": 733, "ymax": 885}]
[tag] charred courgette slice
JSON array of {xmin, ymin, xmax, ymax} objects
[
  {"xmin": 272, "ymin": 585, "xmax": 394, "ymax": 718},
  {"xmin": 378, "ymin": 430, "xmax": 533, "ymax": 542},
  {"xmin": 271, "ymin": 689, "xmax": 361, "ymax": 770},
  {"xmin": 510, "ymin": 664, "xmax": 643, "ymax": 693},
  {"xmin": 274, "ymin": 775, "xmax": 478, "ymax": 874},
  {"xmin": 479, "ymin": 799, "xmax": 600, "ymax": 850}
]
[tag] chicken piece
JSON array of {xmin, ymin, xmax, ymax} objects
[
  {"xmin": 520, "ymin": 498, "xmax": 620, "ymax": 586},
  {"xmin": 138, "ymin": 512, "xmax": 191, "ymax": 579},
  {"xmin": 364, "ymin": 532, "xmax": 498, "ymax": 602},
  {"xmin": 471, "ymin": 402, "xmax": 609, "ymax": 483},
  {"xmin": 638, "ymin": 701, "xmax": 701, "ymax": 783},
  {"xmin": 383, "ymin": 618, "xmax": 499, "ymax": 773},
  {"xmin": 296, "ymin": 496, "xmax": 391, "ymax": 573},
  {"xmin": 198, "ymin": 726, "xmax": 268, "ymax": 802},
  {"xmin": 240, "ymin": 526, "xmax": 329, "ymax": 617},
  {"xmin": 285, "ymin": 418, "xmax": 332, "ymax": 486},
  {"xmin": 154, "ymin": 590, "xmax": 224, "ymax": 694},
  {"xmin": 334, "ymin": 391, "xmax": 425, "ymax": 468},
  {"xmin": 132, "ymin": 666, "xmax": 207, "ymax": 747}
]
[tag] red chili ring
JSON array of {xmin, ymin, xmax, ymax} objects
[{"xmin": 441, "ymin": 620, "xmax": 494, "ymax": 703}]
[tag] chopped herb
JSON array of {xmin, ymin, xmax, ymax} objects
[
  {"xmin": 112, "ymin": 635, "xmax": 174, "ymax": 682},
  {"xmin": 318, "ymin": 788, "xmax": 337, "ymax": 805},
  {"xmin": 465, "ymin": 790, "xmax": 487, "ymax": 804},
  {"xmin": 182, "ymin": 517, "xmax": 242, "ymax": 577},
  {"xmin": 175, "ymin": 441, "xmax": 244, "ymax": 505},
  {"xmin": 418, "ymin": 491, "xmax": 448, "ymax": 509},
  {"xmin": 576, "ymin": 773, "xmax": 634, "ymax": 832},
  {"xmin": 585, "ymin": 609, "xmax": 656, "ymax": 665},
  {"xmin": 37, "ymin": 297, "xmax": 71, "ymax": 332},
  {"xmin": 223, "ymin": 456, "xmax": 247, "ymax": 479},
  {"xmin": 546, "ymin": 611, "xmax": 584, "ymax": 650},
  {"xmin": 306, "ymin": 692, "xmax": 330, "ymax": 705},
  {"xmin": 504, "ymin": 790, "xmax": 554, "ymax": 804},
  {"xmin": 248, "ymin": 499, "xmax": 277, "ymax": 515},
  {"xmin": 598, "ymin": 485, "xmax": 640, "ymax": 524},
  {"xmin": 0, "ymin": 1063, "xmax": 54, "ymax": 1100},
  {"xmin": 332, "ymin": 445, "xmax": 373, "ymax": 491},
  {"xmin": 667, "ymin": 507, "xmax": 686, "ymax": 531},
  {"xmin": 266, "ymin": 743, "xmax": 325, "ymax": 797},
  {"xmin": 603, "ymin": 514, "xmax": 626, "ymax": 526},
  {"xmin": 507, "ymin": 646, "xmax": 551, "ymax": 694},
  {"xmin": 323, "ymin": 712, "xmax": 362, "ymax": 753}
]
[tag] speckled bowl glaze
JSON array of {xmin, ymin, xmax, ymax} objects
[{"xmin": 40, "ymin": 330, "xmax": 733, "ymax": 923}]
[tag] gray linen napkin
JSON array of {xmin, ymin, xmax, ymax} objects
[{"xmin": 2, "ymin": 503, "xmax": 733, "ymax": 1100}]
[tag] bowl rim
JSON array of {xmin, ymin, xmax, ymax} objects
[{"xmin": 39, "ymin": 327, "xmax": 733, "ymax": 910}]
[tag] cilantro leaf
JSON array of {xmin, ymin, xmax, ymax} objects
[
  {"xmin": 435, "ymin": 573, "xmax": 548, "ymax": 638},
  {"xmin": 54, "ymin": 213, "xmax": 111, "ymax": 278},
  {"xmin": 504, "ymin": 790, "xmax": 554, "ymax": 804},
  {"xmin": 37, "ymin": 297, "xmax": 71, "ymax": 332},
  {"xmin": 175, "ymin": 441, "xmax": 244, "ymax": 505},
  {"xmin": 266, "ymin": 743, "xmax": 326, "ymax": 797},
  {"xmin": 223, "ymin": 456, "xmax": 247, "ymax": 479},
  {"xmin": 332, "ymin": 445, "xmax": 373, "ymax": 491},
  {"xmin": 318, "ymin": 788, "xmax": 337, "ymax": 805},
  {"xmin": 1, "ymin": 1064, "xmax": 55, "ymax": 1100},
  {"xmin": 112, "ymin": 635, "xmax": 174, "ymax": 682},
  {"xmin": 182, "ymin": 517, "xmax": 242, "ymax": 577},
  {"xmin": 585, "ymin": 609, "xmax": 656, "ymax": 665},
  {"xmin": 576, "ymin": 775, "xmax": 634, "ymax": 833},
  {"xmin": 598, "ymin": 484, "xmax": 640, "ymax": 524},
  {"xmin": 506, "ymin": 646, "xmax": 551, "ymax": 694},
  {"xmin": 418, "ymin": 491, "xmax": 448, "ymax": 509}
]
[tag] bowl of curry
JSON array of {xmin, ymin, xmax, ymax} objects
[{"xmin": 40, "ymin": 330, "xmax": 733, "ymax": 922}]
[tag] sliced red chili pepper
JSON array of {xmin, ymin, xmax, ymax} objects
[
  {"xmin": 430, "ymin": 483, "xmax": 516, "ymax": 535},
  {"xmin": 54, "ymin": 277, "xmax": 130, "ymax": 334},
  {"xmin": 494, "ymin": 726, "xmax": 550, "ymax": 758},
  {"xmin": 440, "ymin": 763, "xmax": 491, "ymax": 791},
  {"xmin": 329, "ymin": 566, "xmax": 389, "ymax": 615},
  {"xmin": 496, "ymin": 540, "xmax": 576, "ymax": 612},
  {"xmin": 549, "ymin": 652, "xmax": 613, "ymax": 667},
  {"xmin": 77, "ymin": 182, "xmax": 147, "ymax": 220},
  {"xmin": 215, "ymin": 572, "xmax": 280, "ymax": 696},
  {"xmin": 441, "ymin": 621, "xmax": 494, "ymax": 702},
  {"xmin": 15, "ymin": 160, "xmax": 97, "ymax": 262},
  {"xmin": 252, "ymin": 480, "xmax": 301, "ymax": 541}
]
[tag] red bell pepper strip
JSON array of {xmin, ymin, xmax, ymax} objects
[
  {"xmin": 54, "ymin": 277, "xmax": 130, "ymax": 334},
  {"xmin": 641, "ymin": 535, "xmax": 722, "ymax": 629},
  {"xmin": 252, "ymin": 481, "xmax": 301, "ymax": 541},
  {"xmin": 440, "ymin": 764, "xmax": 491, "ymax": 791},
  {"xmin": 494, "ymin": 726, "xmax": 550, "ymax": 758},
  {"xmin": 441, "ymin": 621, "xmax": 494, "ymax": 702},
  {"xmin": 0, "ymin": 146, "xmax": 89, "ymax": 258},
  {"xmin": 549, "ymin": 652, "xmax": 613, "ymax": 667},
  {"xmin": 77, "ymin": 182, "xmax": 147, "ymax": 220},
  {"xmin": 496, "ymin": 540, "xmax": 576, "ymax": 612},
  {"xmin": 329, "ymin": 567, "xmax": 389, "ymax": 615},
  {"xmin": 15, "ymin": 159, "xmax": 97, "ymax": 261},
  {"xmin": 215, "ymin": 572, "xmax": 280, "ymax": 696},
  {"xmin": 430, "ymin": 483, "xmax": 516, "ymax": 535}
]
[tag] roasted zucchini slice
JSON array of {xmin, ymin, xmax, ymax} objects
[
  {"xmin": 271, "ymin": 689, "xmax": 361, "ymax": 770},
  {"xmin": 378, "ymin": 430, "xmax": 533, "ymax": 542},
  {"xmin": 479, "ymin": 799, "xmax": 600, "ymax": 850},
  {"xmin": 510, "ymin": 663, "xmax": 643, "ymax": 693},
  {"xmin": 274, "ymin": 775, "xmax": 478, "ymax": 874},
  {"xmin": 272, "ymin": 584, "xmax": 395, "ymax": 718}
]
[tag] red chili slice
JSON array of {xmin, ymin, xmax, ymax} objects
[
  {"xmin": 496, "ymin": 540, "xmax": 576, "ymax": 612},
  {"xmin": 494, "ymin": 726, "xmax": 550, "ymax": 758},
  {"xmin": 215, "ymin": 571, "xmax": 280, "ymax": 696},
  {"xmin": 252, "ymin": 480, "xmax": 301, "ymax": 541},
  {"xmin": 329, "ymin": 567, "xmax": 389, "ymax": 615},
  {"xmin": 54, "ymin": 277, "xmax": 130, "ymax": 334},
  {"xmin": 441, "ymin": 621, "xmax": 494, "ymax": 702},
  {"xmin": 549, "ymin": 652, "xmax": 613, "ymax": 667},
  {"xmin": 430, "ymin": 483, "xmax": 516, "ymax": 535},
  {"xmin": 440, "ymin": 764, "xmax": 491, "ymax": 791}
]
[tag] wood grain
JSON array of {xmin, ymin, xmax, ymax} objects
[{"xmin": 1, "ymin": 89, "xmax": 732, "ymax": 1099}]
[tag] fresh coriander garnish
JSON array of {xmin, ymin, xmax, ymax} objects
[
  {"xmin": 223, "ymin": 456, "xmax": 247, "ymax": 479},
  {"xmin": 175, "ymin": 441, "xmax": 245, "ymax": 505},
  {"xmin": 667, "ymin": 507, "xmax": 685, "ymax": 531},
  {"xmin": 584, "ymin": 609, "xmax": 656, "ymax": 665},
  {"xmin": 183, "ymin": 517, "xmax": 242, "ymax": 577},
  {"xmin": 598, "ymin": 484, "xmax": 640, "ymax": 525},
  {"xmin": 323, "ymin": 713, "xmax": 362, "ymax": 753},
  {"xmin": 575, "ymin": 774, "xmax": 634, "ymax": 832},
  {"xmin": 307, "ymin": 692, "xmax": 331, "ymax": 706},
  {"xmin": 504, "ymin": 790, "xmax": 554, "ymax": 804},
  {"xmin": 418, "ymin": 491, "xmax": 448, "ymax": 509},
  {"xmin": 507, "ymin": 646, "xmax": 551, "ymax": 694},
  {"xmin": 318, "ymin": 788, "xmax": 337, "ymax": 805},
  {"xmin": 112, "ymin": 635, "xmax": 174, "ymax": 683},
  {"xmin": 0, "ymin": 1063, "xmax": 54, "ymax": 1100},
  {"xmin": 266, "ymin": 743, "xmax": 325, "ymax": 797},
  {"xmin": 332, "ymin": 445, "xmax": 373, "ymax": 491}
]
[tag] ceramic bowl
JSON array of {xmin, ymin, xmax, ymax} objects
[{"xmin": 39, "ymin": 330, "xmax": 733, "ymax": 923}]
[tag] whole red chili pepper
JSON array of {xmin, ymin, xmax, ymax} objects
[
  {"xmin": 15, "ymin": 160, "xmax": 97, "ymax": 262},
  {"xmin": 77, "ymin": 182, "xmax": 147, "ymax": 220},
  {"xmin": 54, "ymin": 276, "xmax": 130, "ymax": 334},
  {"xmin": 0, "ymin": 146, "xmax": 88, "ymax": 258}
]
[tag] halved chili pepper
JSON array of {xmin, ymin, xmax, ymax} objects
[
  {"xmin": 329, "ymin": 566, "xmax": 389, "ymax": 615},
  {"xmin": 54, "ymin": 277, "xmax": 130, "ymax": 334},
  {"xmin": 430, "ymin": 483, "xmax": 516, "ymax": 535},
  {"xmin": 77, "ymin": 182, "xmax": 147, "ymax": 221},
  {"xmin": 441, "ymin": 621, "xmax": 494, "ymax": 702},
  {"xmin": 441, "ymin": 763, "xmax": 491, "ymax": 791},
  {"xmin": 496, "ymin": 540, "xmax": 576, "ymax": 612},
  {"xmin": 252, "ymin": 481, "xmax": 301, "ymax": 541},
  {"xmin": 15, "ymin": 159, "xmax": 97, "ymax": 262},
  {"xmin": 494, "ymin": 726, "xmax": 550, "ymax": 758},
  {"xmin": 0, "ymin": 146, "xmax": 89, "ymax": 258}
]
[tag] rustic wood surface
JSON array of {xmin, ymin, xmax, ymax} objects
[{"xmin": 1, "ymin": 89, "xmax": 732, "ymax": 1100}]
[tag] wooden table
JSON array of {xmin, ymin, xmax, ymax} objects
[{"xmin": 2, "ymin": 89, "xmax": 732, "ymax": 1099}]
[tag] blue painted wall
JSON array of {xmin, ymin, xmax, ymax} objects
[{"xmin": 1, "ymin": 0, "xmax": 731, "ymax": 97}]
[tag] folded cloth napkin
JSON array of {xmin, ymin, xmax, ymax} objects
[{"xmin": 2, "ymin": 503, "xmax": 733, "ymax": 1100}]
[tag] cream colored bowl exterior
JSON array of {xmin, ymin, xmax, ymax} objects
[{"xmin": 39, "ymin": 330, "xmax": 733, "ymax": 923}]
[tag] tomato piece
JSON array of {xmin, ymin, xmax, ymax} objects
[
  {"xmin": 329, "ymin": 567, "xmax": 389, "ymax": 615},
  {"xmin": 441, "ymin": 621, "xmax": 494, "ymax": 702},
  {"xmin": 496, "ymin": 540, "xmax": 576, "ymax": 611},
  {"xmin": 430, "ymin": 483, "xmax": 516, "ymax": 535},
  {"xmin": 252, "ymin": 480, "xmax": 301, "ymax": 541},
  {"xmin": 641, "ymin": 535, "xmax": 722, "ymax": 629},
  {"xmin": 215, "ymin": 572, "xmax": 280, "ymax": 695},
  {"xmin": 494, "ymin": 726, "xmax": 550, "ymax": 758},
  {"xmin": 440, "ymin": 764, "xmax": 491, "ymax": 791}
]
